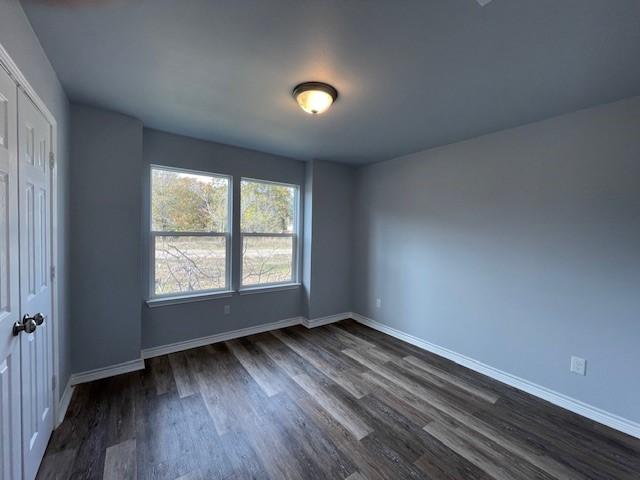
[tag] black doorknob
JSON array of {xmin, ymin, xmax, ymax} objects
[
  {"xmin": 13, "ymin": 316, "xmax": 37, "ymax": 336},
  {"xmin": 32, "ymin": 313, "xmax": 45, "ymax": 326}
]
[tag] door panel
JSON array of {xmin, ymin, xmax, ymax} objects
[
  {"xmin": 18, "ymin": 88, "xmax": 53, "ymax": 480},
  {"xmin": 0, "ymin": 67, "xmax": 22, "ymax": 480}
]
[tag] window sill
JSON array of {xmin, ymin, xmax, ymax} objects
[
  {"xmin": 239, "ymin": 283, "xmax": 301, "ymax": 295},
  {"xmin": 146, "ymin": 290, "xmax": 234, "ymax": 308}
]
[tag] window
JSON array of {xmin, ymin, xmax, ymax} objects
[
  {"xmin": 151, "ymin": 166, "xmax": 231, "ymax": 298},
  {"xmin": 241, "ymin": 178, "xmax": 299, "ymax": 288}
]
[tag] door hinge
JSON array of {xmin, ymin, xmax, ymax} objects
[
  {"xmin": 50, "ymin": 265, "xmax": 56, "ymax": 281},
  {"xmin": 49, "ymin": 151, "xmax": 55, "ymax": 170},
  {"xmin": 52, "ymin": 375, "xmax": 57, "ymax": 392}
]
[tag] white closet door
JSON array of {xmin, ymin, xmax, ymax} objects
[
  {"xmin": 0, "ymin": 67, "xmax": 22, "ymax": 480},
  {"xmin": 18, "ymin": 88, "xmax": 54, "ymax": 480}
]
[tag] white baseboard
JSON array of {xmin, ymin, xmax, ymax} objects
[
  {"xmin": 70, "ymin": 358, "xmax": 146, "ymax": 386},
  {"xmin": 56, "ymin": 380, "xmax": 75, "ymax": 427},
  {"xmin": 68, "ymin": 313, "xmax": 352, "ymax": 386},
  {"xmin": 141, "ymin": 316, "xmax": 305, "ymax": 359},
  {"xmin": 302, "ymin": 312, "xmax": 353, "ymax": 328},
  {"xmin": 352, "ymin": 313, "xmax": 640, "ymax": 440}
]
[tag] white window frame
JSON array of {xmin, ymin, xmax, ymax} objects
[
  {"xmin": 240, "ymin": 177, "xmax": 300, "ymax": 290},
  {"xmin": 149, "ymin": 165, "xmax": 233, "ymax": 300}
]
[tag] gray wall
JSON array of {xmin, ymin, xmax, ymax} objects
[
  {"xmin": 66, "ymin": 120, "xmax": 355, "ymax": 364},
  {"xmin": 70, "ymin": 105, "xmax": 143, "ymax": 372},
  {"xmin": 302, "ymin": 161, "xmax": 314, "ymax": 318},
  {"xmin": 305, "ymin": 160, "xmax": 354, "ymax": 319},
  {"xmin": 0, "ymin": 0, "xmax": 71, "ymax": 394},
  {"xmin": 141, "ymin": 129, "xmax": 306, "ymax": 349},
  {"xmin": 353, "ymin": 96, "xmax": 640, "ymax": 423}
]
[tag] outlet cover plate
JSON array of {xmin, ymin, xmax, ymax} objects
[{"xmin": 570, "ymin": 356, "xmax": 587, "ymax": 376}]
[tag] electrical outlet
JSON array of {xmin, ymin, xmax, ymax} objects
[
  {"xmin": 224, "ymin": 305, "xmax": 231, "ymax": 315},
  {"xmin": 376, "ymin": 298, "xmax": 381, "ymax": 308},
  {"xmin": 570, "ymin": 356, "xmax": 586, "ymax": 376}
]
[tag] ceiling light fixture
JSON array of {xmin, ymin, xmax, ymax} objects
[{"xmin": 292, "ymin": 82, "xmax": 338, "ymax": 115}]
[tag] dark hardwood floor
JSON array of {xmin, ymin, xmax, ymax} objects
[{"xmin": 37, "ymin": 320, "xmax": 640, "ymax": 479}]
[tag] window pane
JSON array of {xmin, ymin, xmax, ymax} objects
[
  {"xmin": 152, "ymin": 168, "xmax": 229, "ymax": 232},
  {"xmin": 242, "ymin": 236, "xmax": 293, "ymax": 286},
  {"xmin": 241, "ymin": 180, "xmax": 296, "ymax": 233},
  {"xmin": 155, "ymin": 236, "xmax": 227, "ymax": 295}
]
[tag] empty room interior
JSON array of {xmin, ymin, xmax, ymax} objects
[{"xmin": 1, "ymin": 0, "xmax": 639, "ymax": 479}]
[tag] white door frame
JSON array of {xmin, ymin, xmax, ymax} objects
[{"xmin": 0, "ymin": 43, "xmax": 62, "ymax": 426}]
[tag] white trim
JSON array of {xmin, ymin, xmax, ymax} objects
[
  {"xmin": 239, "ymin": 283, "xmax": 301, "ymax": 295},
  {"xmin": 0, "ymin": 42, "xmax": 62, "ymax": 436},
  {"xmin": 56, "ymin": 380, "xmax": 74, "ymax": 427},
  {"xmin": 302, "ymin": 312, "xmax": 353, "ymax": 328},
  {"xmin": 68, "ymin": 313, "xmax": 348, "ymax": 383},
  {"xmin": 146, "ymin": 290, "xmax": 234, "ymax": 308},
  {"xmin": 0, "ymin": 45, "xmax": 58, "ymax": 126},
  {"xmin": 70, "ymin": 358, "xmax": 145, "ymax": 386},
  {"xmin": 141, "ymin": 316, "xmax": 304, "ymax": 359},
  {"xmin": 352, "ymin": 313, "xmax": 640, "ymax": 440},
  {"xmin": 149, "ymin": 165, "xmax": 233, "ymax": 300},
  {"xmin": 239, "ymin": 178, "xmax": 301, "ymax": 289}
]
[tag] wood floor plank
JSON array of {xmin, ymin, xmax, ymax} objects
[
  {"xmin": 258, "ymin": 334, "xmax": 374, "ymax": 440},
  {"xmin": 287, "ymin": 391, "xmax": 387, "ymax": 480},
  {"xmin": 179, "ymin": 393, "xmax": 235, "ymax": 479},
  {"xmin": 174, "ymin": 472, "xmax": 202, "ymax": 480},
  {"xmin": 239, "ymin": 400, "xmax": 322, "ymax": 480},
  {"xmin": 186, "ymin": 345, "xmax": 251, "ymax": 436},
  {"xmin": 39, "ymin": 320, "xmax": 640, "ymax": 480},
  {"xmin": 272, "ymin": 393, "xmax": 355, "ymax": 478},
  {"xmin": 339, "ymin": 321, "xmax": 504, "ymax": 397},
  {"xmin": 289, "ymin": 325, "xmax": 377, "ymax": 372},
  {"xmin": 43, "ymin": 382, "xmax": 96, "ymax": 454},
  {"xmin": 293, "ymin": 372, "xmax": 372, "ymax": 440},
  {"xmin": 295, "ymin": 326, "xmax": 362, "ymax": 357},
  {"xmin": 207, "ymin": 342, "xmax": 275, "ymax": 425},
  {"xmin": 66, "ymin": 380, "xmax": 111, "ymax": 479},
  {"xmin": 134, "ymin": 366, "xmax": 197, "ymax": 480},
  {"xmin": 327, "ymin": 324, "xmax": 380, "ymax": 351},
  {"xmin": 148, "ymin": 355, "xmax": 177, "ymax": 396},
  {"xmin": 342, "ymin": 347, "xmax": 388, "ymax": 371},
  {"xmin": 187, "ymin": 350, "xmax": 230, "ymax": 435},
  {"xmin": 479, "ymin": 395, "xmax": 640, "ymax": 479},
  {"xmin": 226, "ymin": 338, "xmax": 282, "ymax": 397},
  {"xmin": 356, "ymin": 393, "xmax": 431, "ymax": 462},
  {"xmin": 369, "ymin": 385, "xmax": 433, "ymax": 428},
  {"xmin": 103, "ymin": 439, "xmax": 136, "ymax": 480},
  {"xmin": 413, "ymin": 434, "xmax": 495, "ymax": 480},
  {"xmin": 363, "ymin": 370, "xmax": 587, "ymax": 480},
  {"xmin": 345, "ymin": 473, "xmax": 367, "ymax": 480},
  {"xmin": 168, "ymin": 351, "xmax": 198, "ymax": 398},
  {"xmin": 271, "ymin": 329, "xmax": 369, "ymax": 398},
  {"xmin": 359, "ymin": 432, "xmax": 427, "ymax": 479},
  {"xmin": 402, "ymin": 355, "xmax": 500, "ymax": 404},
  {"xmin": 338, "ymin": 320, "xmax": 502, "ymax": 391},
  {"xmin": 347, "ymin": 348, "xmax": 494, "ymax": 420},
  {"xmin": 423, "ymin": 421, "xmax": 556, "ymax": 480},
  {"xmin": 218, "ymin": 430, "xmax": 270, "ymax": 480},
  {"xmin": 105, "ymin": 373, "xmax": 136, "ymax": 447},
  {"xmin": 35, "ymin": 449, "xmax": 77, "ymax": 480}
]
